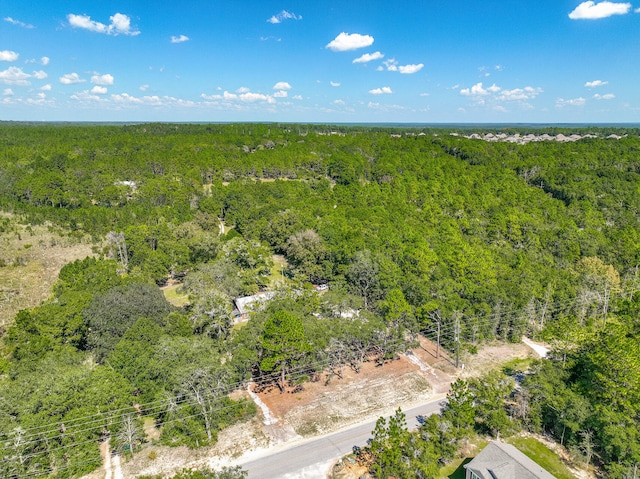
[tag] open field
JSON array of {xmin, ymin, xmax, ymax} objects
[{"xmin": 0, "ymin": 213, "xmax": 95, "ymax": 332}]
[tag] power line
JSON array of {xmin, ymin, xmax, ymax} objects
[
  {"xmin": 0, "ymin": 330, "xmax": 418, "ymax": 444},
  {"xmin": 6, "ymin": 352, "xmax": 407, "ymax": 479},
  {"xmin": 3, "ymin": 286, "xmax": 634, "ymax": 476}
]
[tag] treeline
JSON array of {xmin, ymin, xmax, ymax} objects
[
  {"xmin": 1, "ymin": 124, "xmax": 639, "ymax": 477},
  {"xmin": 3, "ymin": 123, "xmax": 639, "ymax": 313}
]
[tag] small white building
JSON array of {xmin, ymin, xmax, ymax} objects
[{"xmin": 232, "ymin": 292, "xmax": 276, "ymax": 323}]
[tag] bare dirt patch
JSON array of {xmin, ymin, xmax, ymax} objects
[
  {"xmin": 0, "ymin": 213, "xmax": 95, "ymax": 331},
  {"xmin": 83, "ymin": 339, "xmax": 537, "ymax": 478},
  {"xmin": 246, "ymin": 338, "xmax": 536, "ymax": 441},
  {"xmin": 459, "ymin": 341, "xmax": 538, "ymax": 379},
  {"xmin": 256, "ymin": 352, "xmax": 436, "ymax": 439}
]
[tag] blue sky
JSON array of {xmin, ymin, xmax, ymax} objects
[{"xmin": 1, "ymin": 1, "xmax": 639, "ymax": 122}]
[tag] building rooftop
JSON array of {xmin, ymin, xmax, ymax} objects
[{"xmin": 464, "ymin": 441, "xmax": 557, "ymax": 479}]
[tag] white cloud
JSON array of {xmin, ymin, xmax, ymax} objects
[
  {"xmin": 4, "ymin": 17, "xmax": 34, "ymax": 28},
  {"xmin": 273, "ymin": 81, "xmax": 291, "ymax": 90},
  {"xmin": 333, "ymin": 99, "xmax": 346, "ymax": 105},
  {"xmin": 237, "ymin": 92, "xmax": 275, "ymax": 103},
  {"xmin": 585, "ymin": 79, "xmax": 608, "ymax": 87},
  {"xmin": 556, "ymin": 97, "xmax": 586, "ymax": 107},
  {"xmin": 460, "ymin": 82, "xmax": 543, "ymax": 108},
  {"xmin": 3, "ymin": 88, "xmax": 13, "ymax": 95},
  {"xmin": 267, "ymin": 10, "xmax": 302, "ymax": 24},
  {"xmin": 367, "ymin": 102, "xmax": 407, "ymax": 111},
  {"xmin": 398, "ymin": 63, "xmax": 424, "ymax": 74},
  {"xmin": 32, "ymin": 70, "xmax": 47, "ymax": 80},
  {"xmin": 273, "ymin": 90, "xmax": 288, "ymax": 98},
  {"xmin": 67, "ymin": 12, "xmax": 140, "ymax": 36},
  {"xmin": 420, "ymin": 93, "xmax": 430, "ymax": 97},
  {"xmin": 353, "ymin": 51, "xmax": 384, "ymax": 63},
  {"xmin": 26, "ymin": 93, "xmax": 53, "ymax": 106},
  {"xmin": 569, "ymin": 1, "xmax": 631, "ymax": 19},
  {"xmin": 41, "ymin": 56, "xmax": 50, "ymax": 65},
  {"xmin": 40, "ymin": 84, "xmax": 52, "ymax": 91},
  {"xmin": 330, "ymin": 81, "xmax": 341, "ymax": 87},
  {"xmin": 71, "ymin": 90, "xmax": 104, "ymax": 102},
  {"xmin": 91, "ymin": 85, "xmax": 108, "ymax": 94},
  {"xmin": 171, "ymin": 34, "xmax": 189, "ymax": 43},
  {"xmin": 369, "ymin": 86, "xmax": 392, "ymax": 95},
  {"xmin": 139, "ymin": 84, "xmax": 149, "ymax": 91},
  {"xmin": 497, "ymin": 86, "xmax": 543, "ymax": 101},
  {"xmin": 236, "ymin": 86, "xmax": 250, "ymax": 93},
  {"xmin": 381, "ymin": 59, "xmax": 423, "ymax": 74},
  {"xmin": 91, "ymin": 73, "xmax": 114, "ymax": 85},
  {"xmin": 326, "ymin": 32, "xmax": 374, "ymax": 52},
  {"xmin": 59, "ymin": 72, "xmax": 85, "ymax": 84},
  {"xmin": 383, "ymin": 59, "xmax": 398, "ymax": 71},
  {"xmin": 0, "ymin": 50, "xmax": 19, "ymax": 62},
  {"xmin": 460, "ymin": 82, "xmax": 489, "ymax": 96},
  {"xmin": 0, "ymin": 66, "xmax": 31, "ymax": 85},
  {"xmin": 109, "ymin": 13, "xmax": 139, "ymax": 35},
  {"xmin": 292, "ymin": 95, "xmax": 302, "ymax": 100},
  {"xmin": 203, "ymin": 89, "xmax": 276, "ymax": 104},
  {"xmin": 111, "ymin": 93, "xmax": 143, "ymax": 104},
  {"xmin": 593, "ymin": 93, "xmax": 615, "ymax": 100}
]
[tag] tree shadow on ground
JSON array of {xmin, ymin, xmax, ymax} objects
[{"xmin": 448, "ymin": 457, "xmax": 472, "ymax": 479}]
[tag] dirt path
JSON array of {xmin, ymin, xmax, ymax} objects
[
  {"xmin": 99, "ymin": 440, "xmax": 123, "ymax": 479},
  {"xmin": 522, "ymin": 336, "xmax": 550, "ymax": 357}
]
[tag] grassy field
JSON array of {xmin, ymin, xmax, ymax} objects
[
  {"xmin": 506, "ymin": 436, "xmax": 576, "ymax": 479},
  {"xmin": 269, "ymin": 254, "xmax": 288, "ymax": 289},
  {"xmin": 0, "ymin": 213, "xmax": 95, "ymax": 332},
  {"xmin": 161, "ymin": 282, "xmax": 190, "ymax": 307}
]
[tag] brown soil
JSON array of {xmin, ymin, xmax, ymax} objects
[
  {"xmin": 258, "ymin": 360, "xmax": 432, "ymax": 438},
  {"xmin": 81, "ymin": 338, "xmax": 537, "ymax": 478}
]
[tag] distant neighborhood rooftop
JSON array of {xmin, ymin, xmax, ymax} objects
[
  {"xmin": 464, "ymin": 441, "xmax": 557, "ymax": 479},
  {"xmin": 453, "ymin": 132, "xmax": 625, "ymax": 144}
]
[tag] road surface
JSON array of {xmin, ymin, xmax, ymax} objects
[{"xmin": 239, "ymin": 396, "xmax": 446, "ymax": 479}]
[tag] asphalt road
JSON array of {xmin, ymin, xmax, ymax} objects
[{"xmin": 240, "ymin": 396, "xmax": 446, "ymax": 479}]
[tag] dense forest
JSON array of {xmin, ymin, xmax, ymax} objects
[{"xmin": 0, "ymin": 123, "xmax": 639, "ymax": 478}]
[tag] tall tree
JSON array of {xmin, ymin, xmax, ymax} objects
[{"xmin": 260, "ymin": 310, "xmax": 311, "ymax": 392}]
